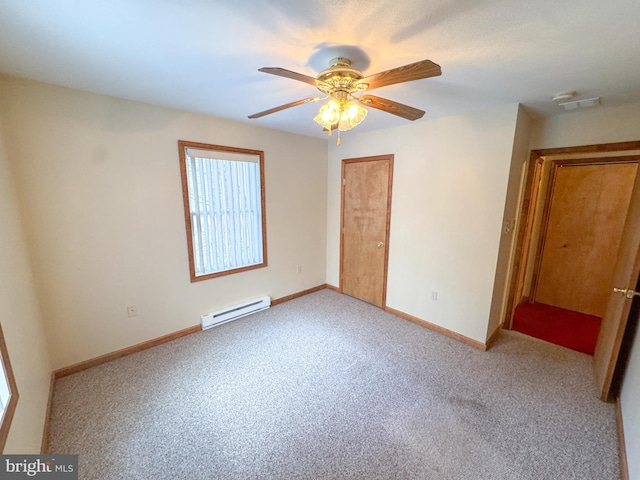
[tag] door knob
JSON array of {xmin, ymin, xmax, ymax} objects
[
  {"xmin": 377, "ymin": 242, "xmax": 384, "ymax": 248},
  {"xmin": 613, "ymin": 287, "xmax": 640, "ymax": 298}
]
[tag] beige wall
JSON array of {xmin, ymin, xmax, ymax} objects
[
  {"xmin": 486, "ymin": 105, "xmax": 532, "ymax": 338},
  {"xmin": 0, "ymin": 76, "xmax": 328, "ymax": 370},
  {"xmin": 530, "ymin": 102, "xmax": 640, "ymax": 149},
  {"xmin": 326, "ymin": 104, "xmax": 521, "ymax": 344},
  {"xmin": 0, "ymin": 117, "xmax": 53, "ymax": 452},
  {"xmin": 530, "ymin": 102, "xmax": 640, "ymax": 480}
]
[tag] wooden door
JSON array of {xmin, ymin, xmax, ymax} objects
[
  {"xmin": 595, "ymin": 167, "xmax": 640, "ymax": 400},
  {"xmin": 532, "ymin": 161, "xmax": 638, "ymax": 316},
  {"xmin": 340, "ymin": 155, "xmax": 393, "ymax": 307}
]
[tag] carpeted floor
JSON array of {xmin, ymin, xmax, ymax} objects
[
  {"xmin": 47, "ymin": 290, "xmax": 620, "ymax": 479},
  {"xmin": 512, "ymin": 302, "xmax": 602, "ymax": 355}
]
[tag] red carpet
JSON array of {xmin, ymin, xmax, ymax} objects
[{"xmin": 512, "ymin": 302, "xmax": 602, "ymax": 355}]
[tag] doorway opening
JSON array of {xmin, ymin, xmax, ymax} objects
[
  {"xmin": 513, "ymin": 156, "xmax": 638, "ymax": 354},
  {"xmin": 505, "ymin": 140, "xmax": 640, "ymax": 400}
]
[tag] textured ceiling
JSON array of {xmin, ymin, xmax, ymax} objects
[{"xmin": 1, "ymin": 0, "xmax": 639, "ymax": 139}]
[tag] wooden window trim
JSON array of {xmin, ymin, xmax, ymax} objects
[
  {"xmin": 0, "ymin": 322, "xmax": 19, "ymax": 452},
  {"xmin": 178, "ymin": 140, "xmax": 268, "ymax": 282}
]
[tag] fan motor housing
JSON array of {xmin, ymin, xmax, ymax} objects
[{"xmin": 316, "ymin": 58, "xmax": 365, "ymax": 95}]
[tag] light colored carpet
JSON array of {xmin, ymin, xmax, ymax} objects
[{"xmin": 47, "ymin": 289, "xmax": 621, "ymax": 479}]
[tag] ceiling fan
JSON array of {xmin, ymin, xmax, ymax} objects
[{"xmin": 248, "ymin": 57, "xmax": 441, "ymax": 139}]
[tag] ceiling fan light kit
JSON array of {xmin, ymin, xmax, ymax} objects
[
  {"xmin": 249, "ymin": 56, "xmax": 441, "ymax": 144},
  {"xmin": 314, "ymin": 92, "xmax": 367, "ymax": 128}
]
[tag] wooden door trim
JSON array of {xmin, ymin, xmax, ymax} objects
[
  {"xmin": 505, "ymin": 141, "xmax": 640, "ymax": 328},
  {"xmin": 339, "ymin": 154, "xmax": 394, "ymax": 308},
  {"xmin": 505, "ymin": 155, "xmax": 544, "ymax": 328},
  {"xmin": 551, "ymin": 156, "xmax": 640, "ymax": 167},
  {"xmin": 528, "ymin": 159, "xmax": 560, "ymax": 305},
  {"xmin": 531, "ymin": 141, "xmax": 640, "ymax": 157}
]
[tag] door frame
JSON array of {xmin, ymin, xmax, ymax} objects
[
  {"xmin": 339, "ymin": 154, "xmax": 394, "ymax": 308},
  {"xmin": 505, "ymin": 140, "xmax": 640, "ymax": 329}
]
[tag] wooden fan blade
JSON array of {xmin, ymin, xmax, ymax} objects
[
  {"xmin": 248, "ymin": 97, "xmax": 323, "ymax": 119},
  {"xmin": 258, "ymin": 67, "xmax": 329, "ymax": 88},
  {"xmin": 357, "ymin": 95, "xmax": 425, "ymax": 121},
  {"xmin": 355, "ymin": 60, "xmax": 441, "ymax": 91}
]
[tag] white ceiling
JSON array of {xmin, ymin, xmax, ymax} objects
[{"xmin": 1, "ymin": 0, "xmax": 639, "ymax": 139}]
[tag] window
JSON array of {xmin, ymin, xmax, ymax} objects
[
  {"xmin": 178, "ymin": 140, "xmax": 267, "ymax": 282},
  {"xmin": 0, "ymin": 322, "xmax": 18, "ymax": 451}
]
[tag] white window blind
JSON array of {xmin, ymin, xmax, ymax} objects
[
  {"xmin": 185, "ymin": 148, "xmax": 264, "ymax": 277},
  {"xmin": 0, "ymin": 360, "xmax": 10, "ymax": 414}
]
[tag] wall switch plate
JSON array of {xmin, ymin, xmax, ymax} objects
[
  {"xmin": 431, "ymin": 290, "xmax": 438, "ymax": 301},
  {"xmin": 127, "ymin": 305, "xmax": 138, "ymax": 317},
  {"xmin": 296, "ymin": 265, "xmax": 302, "ymax": 274}
]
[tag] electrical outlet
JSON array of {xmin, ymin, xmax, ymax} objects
[
  {"xmin": 127, "ymin": 305, "xmax": 138, "ymax": 317},
  {"xmin": 431, "ymin": 290, "xmax": 438, "ymax": 301},
  {"xmin": 296, "ymin": 265, "xmax": 302, "ymax": 274}
]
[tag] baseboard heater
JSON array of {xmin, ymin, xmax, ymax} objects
[{"xmin": 201, "ymin": 296, "xmax": 271, "ymax": 330}]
